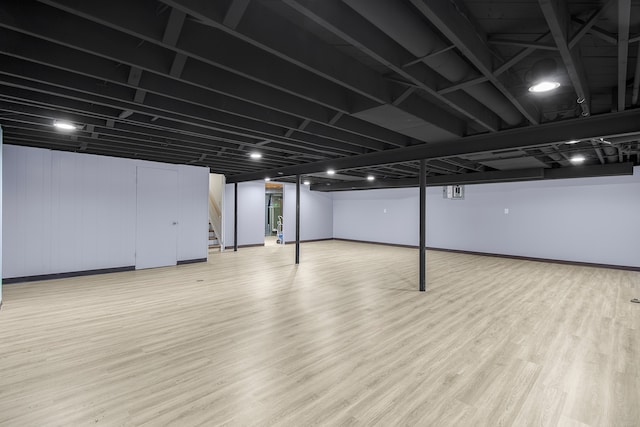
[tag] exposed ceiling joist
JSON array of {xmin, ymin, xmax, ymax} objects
[
  {"xmin": 568, "ymin": 0, "xmax": 615, "ymax": 49},
  {"xmin": 228, "ymin": 109, "xmax": 640, "ymax": 182},
  {"xmin": 393, "ymin": 0, "xmax": 540, "ymax": 125},
  {"xmin": 617, "ymin": 0, "xmax": 631, "ymax": 112},
  {"xmin": 539, "ymin": 0, "xmax": 591, "ymax": 117},
  {"xmin": 282, "ymin": 0, "xmax": 501, "ymax": 132},
  {"xmin": 311, "ymin": 162, "xmax": 634, "ymax": 191}
]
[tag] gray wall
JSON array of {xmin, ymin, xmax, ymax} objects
[
  {"xmin": 2, "ymin": 145, "xmax": 209, "ymax": 279},
  {"xmin": 333, "ymin": 188, "xmax": 419, "ymax": 246},
  {"xmin": 282, "ymin": 183, "xmax": 333, "ymax": 242},
  {"xmin": 333, "ymin": 168, "xmax": 640, "ymax": 268},
  {"xmin": 224, "ymin": 181, "xmax": 334, "ymax": 247},
  {"xmin": 224, "ymin": 181, "xmax": 265, "ymax": 247}
]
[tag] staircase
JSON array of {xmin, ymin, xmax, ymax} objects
[
  {"xmin": 208, "ymin": 222, "xmax": 219, "ymax": 248},
  {"xmin": 208, "ymin": 174, "xmax": 224, "ymax": 251}
]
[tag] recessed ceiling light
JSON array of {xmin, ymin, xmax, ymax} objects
[
  {"xmin": 565, "ymin": 139, "xmax": 580, "ymax": 145},
  {"xmin": 327, "ymin": 169, "xmax": 335, "ymax": 175},
  {"xmin": 570, "ymin": 154, "xmax": 586, "ymax": 164},
  {"xmin": 303, "ymin": 180, "xmax": 310, "ymax": 185},
  {"xmin": 250, "ymin": 152, "xmax": 262, "ymax": 159},
  {"xmin": 264, "ymin": 177, "xmax": 271, "ymax": 182},
  {"xmin": 53, "ymin": 120, "xmax": 77, "ymax": 130},
  {"xmin": 528, "ymin": 81, "xmax": 560, "ymax": 93},
  {"xmin": 367, "ymin": 175, "xmax": 375, "ymax": 181}
]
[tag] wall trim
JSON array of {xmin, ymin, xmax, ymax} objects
[
  {"xmin": 177, "ymin": 258, "xmax": 207, "ymax": 265},
  {"xmin": 224, "ymin": 243, "xmax": 265, "ymax": 250},
  {"xmin": 3, "ymin": 266, "xmax": 136, "ymax": 284},
  {"xmin": 334, "ymin": 238, "xmax": 640, "ymax": 272},
  {"xmin": 333, "ymin": 238, "xmax": 416, "ymax": 249},
  {"xmin": 284, "ymin": 238, "xmax": 334, "ymax": 244},
  {"xmin": 427, "ymin": 247, "xmax": 640, "ymax": 272}
]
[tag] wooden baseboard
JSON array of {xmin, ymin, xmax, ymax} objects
[
  {"xmin": 223, "ymin": 243, "xmax": 266, "ymax": 250},
  {"xmin": 177, "ymin": 258, "xmax": 207, "ymax": 265},
  {"xmin": 427, "ymin": 247, "xmax": 640, "ymax": 272},
  {"xmin": 333, "ymin": 238, "xmax": 417, "ymax": 249},
  {"xmin": 3, "ymin": 266, "xmax": 136, "ymax": 284},
  {"xmin": 334, "ymin": 238, "xmax": 640, "ymax": 272},
  {"xmin": 284, "ymin": 238, "xmax": 334, "ymax": 244}
]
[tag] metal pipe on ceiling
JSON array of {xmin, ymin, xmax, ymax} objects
[{"xmin": 343, "ymin": 0, "xmax": 523, "ymax": 126}]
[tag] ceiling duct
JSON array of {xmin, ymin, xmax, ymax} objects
[{"xmin": 343, "ymin": 0, "xmax": 523, "ymax": 126}]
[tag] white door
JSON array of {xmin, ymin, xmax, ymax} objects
[{"xmin": 136, "ymin": 167, "xmax": 179, "ymax": 269}]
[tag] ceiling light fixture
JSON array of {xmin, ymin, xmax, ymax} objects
[
  {"xmin": 250, "ymin": 152, "xmax": 262, "ymax": 159},
  {"xmin": 367, "ymin": 175, "xmax": 375, "ymax": 181},
  {"xmin": 303, "ymin": 180, "xmax": 310, "ymax": 185},
  {"xmin": 570, "ymin": 154, "xmax": 586, "ymax": 164},
  {"xmin": 327, "ymin": 169, "xmax": 335, "ymax": 175},
  {"xmin": 565, "ymin": 139, "xmax": 580, "ymax": 145},
  {"xmin": 264, "ymin": 177, "xmax": 271, "ymax": 182},
  {"xmin": 53, "ymin": 120, "xmax": 77, "ymax": 130},
  {"xmin": 527, "ymin": 58, "xmax": 560, "ymax": 93},
  {"xmin": 528, "ymin": 81, "xmax": 560, "ymax": 93}
]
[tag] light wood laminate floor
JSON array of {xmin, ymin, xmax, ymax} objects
[{"xmin": 0, "ymin": 240, "xmax": 638, "ymax": 426}]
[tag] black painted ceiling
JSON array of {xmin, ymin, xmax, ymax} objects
[{"xmin": 0, "ymin": 0, "xmax": 639, "ymax": 188}]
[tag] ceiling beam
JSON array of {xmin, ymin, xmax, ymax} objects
[
  {"xmin": 407, "ymin": 0, "xmax": 540, "ymax": 125},
  {"xmin": 0, "ymin": 18, "xmax": 412, "ymax": 150},
  {"xmin": 32, "ymin": 0, "xmax": 354, "ymax": 113},
  {"xmin": 539, "ymin": 0, "xmax": 591, "ymax": 117},
  {"xmin": 227, "ymin": 109, "xmax": 640, "ymax": 182},
  {"xmin": 0, "ymin": 69, "xmax": 377, "ymax": 155},
  {"xmin": 632, "ymin": 42, "xmax": 640, "ymax": 105},
  {"xmin": 571, "ymin": 18, "xmax": 617, "ymax": 45},
  {"xmin": 310, "ymin": 163, "xmax": 633, "ymax": 191},
  {"xmin": 222, "ymin": 0, "xmax": 251, "ymax": 29},
  {"xmin": 487, "ymin": 39, "xmax": 558, "ymax": 51},
  {"xmin": 281, "ymin": 0, "xmax": 501, "ymax": 132},
  {"xmin": 494, "ymin": 32, "xmax": 552, "ymax": 76},
  {"xmin": 618, "ymin": 0, "xmax": 631, "ymax": 112},
  {"xmin": 568, "ymin": 0, "xmax": 615, "ymax": 48},
  {"xmin": 162, "ymin": 8, "xmax": 188, "ymax": 78}
]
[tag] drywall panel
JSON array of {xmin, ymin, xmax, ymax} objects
[
  {"xmin": 177, "ymin": 165, "xmax": 209, "ymax": 261},
  {"xmin": 2, "ymin": 145, "xmax": 208, "ymax": 279},
  {"xmin": 426, "ymin": 169, "xmax": 640, "ymax": 267},
  {"xmin": 283, "ymin": 183, "xmax": 333, "ymax": 242},
  {"xmin": 49, "ymin": 151, "xmax": 136, "ymax": 274},
  {"xmin": 332, "ymin": 169, "xmax": 640, "ymax": 267},
  {"xmin": 333, "ymin": 188, "xmax": 419, "ymax": 246},
  {"xmin": 223, "ymin": 181, "xmax": 264, "ymax": 247},
  {"xmin": 3, "ymin": 145, "xmax": 54, "ymax": 278}
]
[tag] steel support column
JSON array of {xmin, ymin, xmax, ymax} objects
[
  {"xmin": 234, "ymin": 182, "xmax": 238, "ymax": 252},
  {"xmin": 295, "ymin": 174, "xmax": 300, "ymax": 264},
  {"xmin": 419, "ymin": 159, "xmax": 426, "ymax": 292}
]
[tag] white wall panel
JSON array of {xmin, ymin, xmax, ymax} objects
[
  {"xmin": 223, "ymin": 181, "xmax": 265, "ymax": 247},
  {"xmin": 49, "ymin": 151, "xmax": 137, "ymax": 274},
  {"xmin": 2, "ymin": 145, "xmax": 53, "ymax": 278},
  {"xmin": 2, "ymin": 145, "xmax": 208, "ymax": 279},
  {"xmin": 426, "ymin": 170, "xmax": 640, "ymax": 267},
  {"xmin": 223, "ymin": 183, "xmax": 235, "ymax": 248},
  {"xmin": 177, "ymin": 165, "xmax": 209, "ymax": 261},
  {"xmin": 333, "ymin": 188, "xmax": 419, "ymax": 246},
  {"xmin": 332, "ymin": 169, "xmax": 640, "ymax": 267},
  {"xmin": 283, "ymin": 183, "xmax": 333, "ymax": 241}
]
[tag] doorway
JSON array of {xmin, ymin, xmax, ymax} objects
[{"xmin": 265, "ymin": 182, "xmax": 283, "ymax": 246}]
